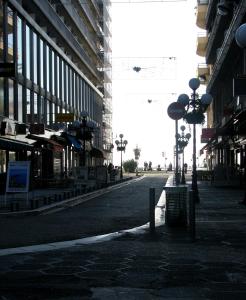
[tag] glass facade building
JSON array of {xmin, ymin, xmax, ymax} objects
[{"xmin": 0, "ymin": 0, "xmax": 112, "ymax": 190}]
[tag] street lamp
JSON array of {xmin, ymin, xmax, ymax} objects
[
  {"xmin": 78, "ymin": 111, "xmax": 96, "ymax": 166},
  {"xmin": 133, "ymin": 145, "xmax": 141, "ymax": 176},
  {"xmin": 115, "ymin": 134, "xmax": 128, "ymax": 179},
  {"xmin": 177, "ymin": 78, "xmax": 213, "ymax": 203},
  {"xmin": 177, "ymin": 125, "xmax": 191, "ymax": 184}
]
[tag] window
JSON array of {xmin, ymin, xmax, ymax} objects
[
  {"xmin": 17, "ymin": 17, "xmax": 22, "ymax": 74},
  {"xmin": 52, "ymin": 50, "xmax": 55, "ymax": 95},
  {"xmin": 34, "ymin": 92, "xmax": 38, "ymax": 122},
  {"xmin": 40, "ymin": 39, "xmax": 44, "ymax": 88},
  {"xmin": 26, "ymin": 25, "xmax": 30, "ymax": 79},
  {"xmin": 33, "ymin": 32, "xmax": 37, "ymax": 84},
  {"xmin": 46, "ymin": 45, "xmax": 50, "ymax": 92},
  {"xmin": 0, "ymin": 78, "xmax": 4, "ymax": 116},
  {"xmin": 57, "ymin": 55, "xmax": 59, "ymax": 98},
  {"xmin": 7, "ymin": 6, "xmax": 13, "ymax": 62},
  {"xmin": 18, "ymin": 84, "xmax": 23, "ymax": 122},
  {"xmin": 40, "ymin": 96, "xmax": 45, "ymax": 123},
  {"xmin": 8, "ymin": 79, "xmax": 14, "ymax": 119},
  {"xmin": 26, "ymin": 89, "xmax": 30, "ymax": 123}
]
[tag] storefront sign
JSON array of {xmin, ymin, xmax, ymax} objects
[{"xmin": 6, "ymin": 161, "xmax": 31, "ymax": 193}]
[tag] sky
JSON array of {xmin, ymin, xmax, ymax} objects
[{"xmin": 111, "ymin": 0, "xmax": 206, "ymax": 169}]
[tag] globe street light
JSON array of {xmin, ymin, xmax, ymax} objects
[
  {"xmin": 177, "ymin": 125, "xmax": 191, "ymax": 184},
  {"xmin": 177, "ymin": 78, "xmax": 212, "ymax": 203},
  {"xmin": 115, "ymin": 134, "xmax": 128, "ymax": 179}
]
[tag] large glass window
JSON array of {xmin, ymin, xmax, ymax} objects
[
  {"xmin": 8, "ymin": 79, "xmax": 14, "ymax": 119},
  {"xmin": 7, "ymin": 6, "xmax": 13, "ymax": 63},
  {"xmin": 33, "ymin": 32, "xmax": 37, "ymax": 84},
  {"xmin": 52, "ymin": 50, "xmax": 55, "ymax": 95},
  {"xmin": 46, "ymin": 45, "xmax": 50, "ymax": 92},
  {"xmin": 40, "ymin": 39, "xmax": 44, "ymax": 88},
  {"xmin": 17, "ymin": 17, "xmax": 22, "ymax": 74},
  {"xmin": 26, "ymin": 25, "xmax": 30, "ymax": 79},
  {"xmin": 34, "ymin": 92, "xmax": 38, "ymax": 122},
  {"xmin": 0, "ymin": 78, "xmax": 4, "ymax": 116},
  {"xmin": 57, "ymin": 56, "xmax": 59, "ymax": 98},
  {"xmin": 26, "ymin": 89, "xmax": 30, "ymax": 123},
  {"xmin": 18, "ymin": 84, "xmax": 23, "ymax": 122},
  {"xmin": 47, "ymin": 99, "xmax": 50, "ymax": 125},
  {"xmin": 40, "ymin": 96, "xmax": 45, "ymax": 123}
]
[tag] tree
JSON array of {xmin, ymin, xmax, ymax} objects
[{"xmin": 123, "ymin": 159, "xmax": 137, "ymax": 173}]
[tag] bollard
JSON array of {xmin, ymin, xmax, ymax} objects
[
  {"xmin": 189, "ymin": 190, "xmax": 196, "ymax": 241},
  {"xmin": 149, "ymin": 188, "xmax": 155, "ymax": 234}
]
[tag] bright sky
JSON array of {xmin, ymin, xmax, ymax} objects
[{"xmin": 111, "ymin": 0, "xmax": 206, "ymax": 168}]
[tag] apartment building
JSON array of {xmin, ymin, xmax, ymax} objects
[
  {"xmin": 0, "ymin": 0, "xmax": 112, "ymax": 190},
  {"xmin": 196, "ymin": 0, "xmax": 246, "ymax": 185}
]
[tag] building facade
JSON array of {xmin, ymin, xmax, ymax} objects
[
  {"xmin": 0, "ymin": 0, "xmax": 112, "ymax": 190},
  {"xmin": 196, "ymin": 0, "xmax": 246, "ymax": 186}
]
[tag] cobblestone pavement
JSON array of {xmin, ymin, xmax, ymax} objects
[{"xmin": 0, "ymin": 178, "xmax": 246, "ymax": 299}]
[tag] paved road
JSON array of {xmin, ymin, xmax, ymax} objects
[
  {"xmin": 0, "ymin": 177, "xmax": 246, "ymax": 299},
  {"xmin": 0, "ymin": 174, "xmax": 166, "ymax": 249}
]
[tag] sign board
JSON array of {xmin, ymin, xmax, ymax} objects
[
  {"xmin": 167, "ymin": 102, "xmax": 185, "ymax": 120},
  {"xmin": 6, "ymin": 161, "xmax": 31, "ymax": 193},
  {"xmin": 0, "ymin": 62, "xmax": 16, "ymax": 77},
  {"xmin": 55, "ymin": 113, "xmax": 74, "ymax": 123}
]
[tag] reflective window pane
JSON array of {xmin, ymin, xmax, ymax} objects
[
  {"xmin": 26, "ymin": 25, "xmax": 30, "ymax": 79},
  {"xmin": 33, "ymin": 32, "xmax": 37, "ymax": 84},
  {"xmin": 0, "ymin": 78, "xmax": 4, "ymax": 116},
  {"xmin": 7, "ymin": 6, "xmax": 13, "ymax": 62},
  {"xmin": 18, "ymin": 84, "xmax": 23, "ymax": 122},
  {"xmin": 46, "ymin": 45, "xmax": 49, "ymax": 92},
  {"xmin": 8, "ymin": 79, "xmax": 14, "ymax": 119},
  {"xmin": 40, "ymin": 39, "xmax": 44, "ymax": 88},
  {"xmin": 17, "ymin": 17, "xmax": 22, "ymax": 74}
]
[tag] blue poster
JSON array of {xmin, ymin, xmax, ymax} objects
[{"xmin": 6, "ymin": 161, "xmax": 31, "ymax": 193}]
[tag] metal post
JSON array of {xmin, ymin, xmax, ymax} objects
[
  {"xmin": 120, "ymin": 148, "xmax": 123, "ymax": 179},
  {"xmin": 149, "ymin": 188, "xmax": 155, "ymax": 234},
  {"xmin": 192, "ymin": 123, "xmax": 199, "ymax": 203},
  {"xmin": 189, "ymin": 190, "xmax": 196, "ymax": 241},
  {"xmin": 175, "ymin": 120, "xmax": 179, "ymax": 185},
  {"xmin": 181, "ymin": 149, "xmax": 185, "ymax": 184}
]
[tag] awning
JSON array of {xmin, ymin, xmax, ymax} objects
[
  {"xmin": 90, "ymin": 147, "xmax": 104, "ymax": 158},
  {"xmin": 26, "ymin": 134, "xmax": 64, "ymax": 153},
  {"xmin": 66, "ymin": 135, "xmax": 82, "ymax": 151},
  {"xmin": 0, "ymin": 137, "xmax": 34, "ymax": 151}
]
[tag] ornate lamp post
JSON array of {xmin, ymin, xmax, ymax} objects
[
  {"xmin": 177, "ymin": 125, "xmax": 191, "ymax": 184},
  {"xmin": 177, "ymin": 78, "xmax": 212, "ymax": 202},
  {"xmin": 78, "ymin": 111, "xmax": 96, "ymax": 166},
  {"xmin": 133, "ymin": 145, "xmax": 141, "ymax": 176},
  {"xmin": 115, "ymin": 134, "xmax": 128, "ymax": 179}
]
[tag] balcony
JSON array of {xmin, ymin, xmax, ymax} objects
[
  {"xmin": 197, "ymin": 63, "xmax": 210, "ymax": 84},
  {"xmin": 196, "ymin": 33, "xmax": 208, "ymax": 57},
  {"xmin": 196, "ymin": 0, "xmax": 208, "ymax": 29}
]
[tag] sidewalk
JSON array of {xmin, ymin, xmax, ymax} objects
[{"xmin": 0, "ymin": 178, "xmax": 246, "ymax": 299}]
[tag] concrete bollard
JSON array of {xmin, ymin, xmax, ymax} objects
[{"xmin": 149, "ymin": 188, "xmax": 155, "ymax": 234}]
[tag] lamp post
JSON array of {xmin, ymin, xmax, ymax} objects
[
  {"xmin": 177, "ymin": 78, "xmax": 212, "ymax": 202},
  {"xmin": 235, "ymin": 23, "xmax": 246, "ymax": 204},
  {"xmin": 177, "ymin": 125, "xmax": 191, "ymax": 184},
  {"xmin": 78, "ymin": 111, "xmax": 96, "ymax": 167},
  {"xmin": 133, "ymin": 145, "xmax": 141, "ymax": 176},
  {"xmin": 115, "ymin": 134, "xmax": 128, "ymax": 179}
]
